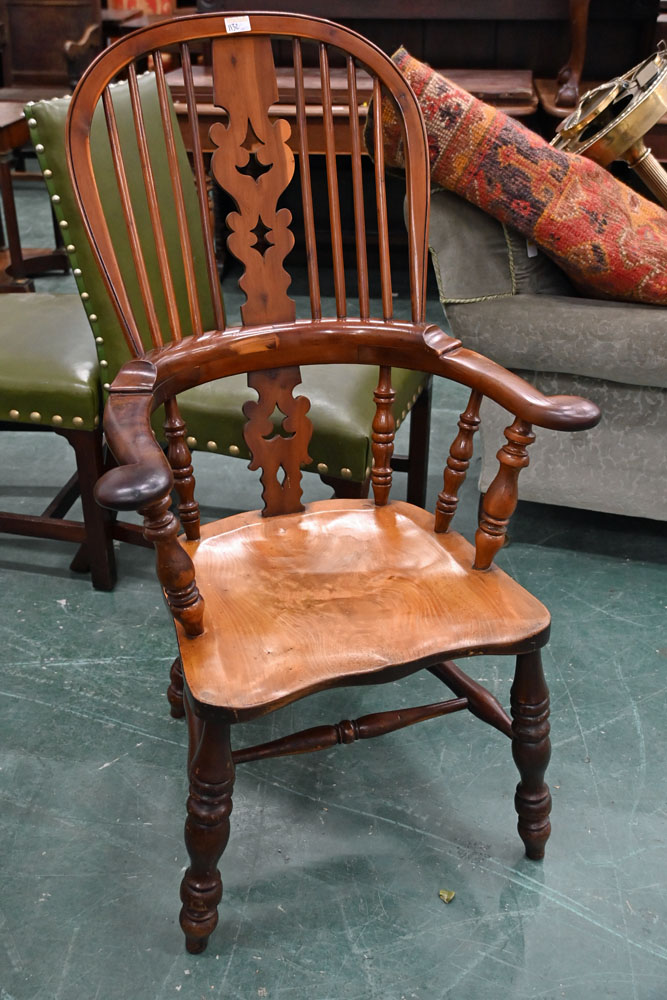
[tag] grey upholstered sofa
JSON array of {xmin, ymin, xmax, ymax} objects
[{"xmin": 429, "ymin": 189, "xmax": 667, "ymax": 521}]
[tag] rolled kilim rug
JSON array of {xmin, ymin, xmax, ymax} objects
[{"xmin": 377, "ymin": 47, "xmax": 667, "ymax": 305}]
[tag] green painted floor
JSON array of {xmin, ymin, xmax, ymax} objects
[{"xmin": 1, "ymin": 178, "xmax": 666, "ymax": 1000}]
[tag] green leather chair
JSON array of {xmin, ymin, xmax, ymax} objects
[
  {"xmin": 25, "ymin": 76, "xmax": 431, "ymax": 506},
  {"xmin": 0, "ymin": 291, "xmax": 116, "ymax": 589}
]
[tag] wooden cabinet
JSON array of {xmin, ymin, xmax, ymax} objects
[{"xmin": 0, "ymin": 0, "xmax": 101, "ymax": 87}]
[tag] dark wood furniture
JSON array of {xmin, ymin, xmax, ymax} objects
[
  {"xmin": 0, "ymin": 101, "xmax": 69, "ymax": 290},
  {"xmin": 0, "ymin": 0, "xmax": 102, "ymax": 87},
  {"xmin": 195, "ymin": 1, "xmax": 660, "ymax": 81},
  {"xmin": 67, "ymin": 12, "xmax": 600, "ymax": 955}
]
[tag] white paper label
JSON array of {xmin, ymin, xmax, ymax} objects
[{"xmin": 224, "ymin": 15, "xmax": 251, "ymax": 33}]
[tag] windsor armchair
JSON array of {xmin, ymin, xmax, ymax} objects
[{"xmin": 67, "ymin": 12, "xmax": 600, "ymax": 954}]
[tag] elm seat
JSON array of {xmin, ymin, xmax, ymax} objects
[{"xmin": 178, "ymin": 499, "xmax": 551, "ymax": 717}]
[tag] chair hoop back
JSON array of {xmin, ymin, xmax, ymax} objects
[{"xmin": 66, "ymin": 12, "xmax": 431, "ymax": 357}]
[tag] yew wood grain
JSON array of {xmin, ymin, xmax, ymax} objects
[{"xmin": 176, "ymin": 499, "xmax": 550, "ymax": 718}]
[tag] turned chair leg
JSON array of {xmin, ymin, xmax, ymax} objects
[
  {"xmin": 510, "ymin": 650, "xmax": 552, "ymax": 860},
  {"xmin": 180, "ymin": 694, "xmax": 235, "ymax": 954},
  {"xmin": 167, "ymin": 656, "xmax": 185, "ymax": 718},
  {"xmin": 63, "ymin": 428, "xmax": 117, "ymax": 591}
]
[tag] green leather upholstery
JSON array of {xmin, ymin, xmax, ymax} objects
[
  {"xmin": 0, "ymin": 293, "xmax": 99, "ymax": 430},
  {"xmin": 28, "ymin": 80, "xmax": 427, "ymax": 484}
]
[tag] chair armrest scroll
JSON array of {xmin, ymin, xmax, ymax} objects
[
  {"xmin": 94, "ymin": 361, "xmax": 173, "ymax": 512},
  {"xmin": 436, "ymin": 345, "xmax": 601, "ymax": 432}
]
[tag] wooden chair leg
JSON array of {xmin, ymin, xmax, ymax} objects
[
  {"xmin": 180, "ymin": 695, "xmax": 235, "ymax": 954},
  {"xmin": 60, "ymin": 428, "xmax": 116, "ymax": 591},
  {"xmin": 167, "ymin": 656, "xmax": 185, "ymax": 718},
  {"xmin": 406, "ymin": 376, "xmax": 431, "ymax": 508},
  {"xmin": 510, "ymin": 650, "xmax": 552, "ymax": 860}
]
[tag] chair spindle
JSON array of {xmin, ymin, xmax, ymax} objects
[
  {"xmin": 292, "ymin": 37, "xmax": 321, "ymax": 321},
  {"xmin": 319, "ymin": 42, "xmax": 346, "ymax": 318},
  {"xmin": 126, "ymin": 64, "xmax": 183, "ymax": 343},
  {"xmin": 103, "ymin": 82, "xmax": 164, "ymax": 348},
  {"xmin": 371, "ymin": 365, "xmax": 395, "ymax": 505},
  {"xmin": 179, "ymin": 42, "xmax": 225, "ymax": 332},
  {"xmin": 435, "ymin": 389, "xmax": 482, "ymax": 533},
  {"xmin": 164, "ymin": 397, "xmax": 200, "ymax": 541},
  {"xmin": 141, "ymin": 492, "xmax": 204, "ymax": 636},
  {"xmin": 372, "ymin": 77, "xmax": 393, "ymax": 320},
  {"xmin": 474, "ymin": 417, "xmax": 535, "ymax": 571},
  {"xmin": 347, "ymin": 54, "xmax": 370, "ymax": 320},
  {"xmin": 154, "ymin": 51, "xmax": 204, "ymax": 339}
]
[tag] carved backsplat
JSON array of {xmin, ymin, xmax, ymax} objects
[
  {"xmin": 243, "ymin": 367, "xmax": 313, "ymax": 517},
  {"xmin": 209, "ymin": 36, "xmax": 296, "ymax": 326}
]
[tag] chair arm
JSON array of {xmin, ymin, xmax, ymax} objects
[
  {"xmin": 94, "ymin": 360, "xmax": 172, "ymax": 513},
  {"xmin": 435, "ymin": 343, "xmax": 601, "ymax": 432},
  {"xmin": 95, "ymin": 361, "xmax": 204, "ymax": 637}
]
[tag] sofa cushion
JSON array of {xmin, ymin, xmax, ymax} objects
[
  {"xmin": 445, "ymin": 295, "xmax": 667, "ymax": 389},
  {"xmin": 380, "ymin": 48, "xmax": 667, "ymax": 305},
  {"xmin": 429, "ymin": 189, "xmax": 575, "ymax": 303}
]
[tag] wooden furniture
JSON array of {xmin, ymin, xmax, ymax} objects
[
  {"xmin": 0, "ymin": 292, "xmax": 117, "ymax": 588},
  {"xmin": 67, "ymin": 12, "xmax": 600, "ymax": 954},
  {"xmin": 0, "ymin": 101, "xmax": 68, "ymax": 290},
  {"xmin": 195, "ymin": 1, "xmax": 660, "ymax": 82},
  {"xmin": 556, "ymin": 0, "xmax": 591, "ymax": 108},
  {"xmin": 0, "ymin": 0, "xmax": 102, "ymax": 88}
]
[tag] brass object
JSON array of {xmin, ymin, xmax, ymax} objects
[{"xmin": 551, "ymin": 44, "xmax": 667, "ymax": 208}]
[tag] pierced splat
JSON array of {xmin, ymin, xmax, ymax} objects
[
  {"xmin": 243, "ymin": 367, "xmax": 313, "ymax": 517},
  {"xmin": 236, "ymin": 152, "xmax": 273, "ymax": 181},
  {"xmin": 209, "ymin": 36, "xmax": 295, "ymax": 326},
  {"xmin": 250, "ymin": 217, "xmax": 273, "ymax": 256}
]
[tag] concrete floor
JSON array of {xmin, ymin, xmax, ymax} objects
[{"xmin": 1, "ymin": 178, "xmax": 666, "ymax": 1000}]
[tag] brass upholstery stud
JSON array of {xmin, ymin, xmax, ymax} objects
[
  {"xmin": 66, "ymin": 243, "xmax": 75, "ymax": 252},
  {"xmin": 100, "ymin": 360, "xmax": 108, "ymax": 368},
  {"xmin": 340, "ymin": 467, "xmax": 352, "ymax": 479},
  {"xmin": 317, "ymin": 462, "xmax": 328, "ymax": 474},
  {"xmin": 186, "ymin": 436, "xmax": 197, "ymax": 448},
  {"xmin": 51, "ymin": 415, "xmax": 63, "ymax": 425},
  {"xmin": 43, "ymin": 169, "xmax": 53, "ymax": 178},
  {"xmin": 207, "ymin": 441, "xmax": 218, "ymax": 451},
  {"xmin": 228, "ymin": 444, "xmax": 240, "ymax": 456},
  {"xmin": 103, "ymin": 383, "xmax": 110, "ymax": 391},
  {"xmin": 81, "ymin": 292, "xmax": 90, "ymax": 301},
  {"xmin": 59, "ymin": 219, "xmax": 68, "ymax": 229},
  {"xmin": 51, "ymin": 194, "xmax": 60, "ymax": 204},
  {"xmin": 89, "ymin": 314, "xmax": 97, "ymax": 322},
  {"xmin": 35, "ymin": 143, "xmax": 44, "ymax": 153},
  {"xmin": 27, "ymin": 118, "xmax": 37, "ymax": 127},
  {"xmin": 95, "ymin": 336, "xmax": 103, "ymax": 344},
  {"xmin": 9, "ymin": 409, "xmax": 19, "ymax": 419},
  {"xmin": 73, "ymin": 267, "xmax": 82, "ymax": 276},
  {"xmin": 73, "ymin": 416, "xmax": 84, "ymax": 426},
  {"xmin": 29, "ymin": 411, "xmax": 41, "ymax": 422}
]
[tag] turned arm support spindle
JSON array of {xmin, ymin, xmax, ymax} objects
[
  {"xmin": 435, "ymin": 389, "xmax": 482, "ymax": 533},
  {"xmin": 371, "ymin": 365, "xmax": 395, "ymax": 505},
  {"xmin": 164, "ymin": 397, "xmax": 201, "ymax": 541},
  {"xmin": 474, "ymin": 416, "xmax": 535, "ymax": 571}
]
